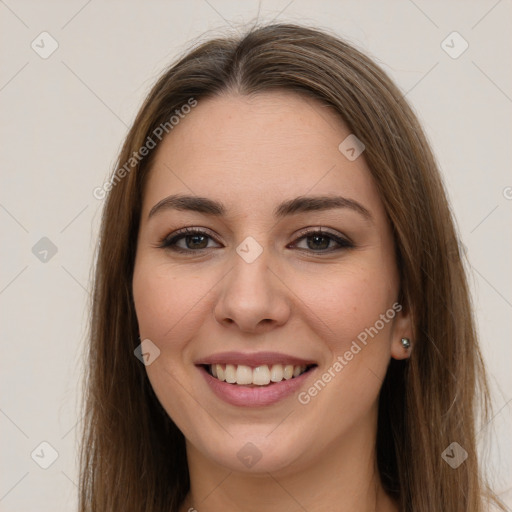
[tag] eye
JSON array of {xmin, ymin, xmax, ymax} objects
[
  {"xmin": 157, "ymin": 227, "xmax": 353, "ymax": 255},
  {"xmin": 158, "ymin": 228, "xmax": 222, "ymax": 253},
  {"xmin": 290, "ymin": 228, "xmax": 353, "ymax": 253}
]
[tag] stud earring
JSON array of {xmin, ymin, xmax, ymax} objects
[{"xmin": 401, "ymin": 337, "xmax": 411, "ymax": 349}]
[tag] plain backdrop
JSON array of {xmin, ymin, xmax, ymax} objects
[{"xmin": 0, "ymin": 1, "xmax": 511, "ymax": 510}]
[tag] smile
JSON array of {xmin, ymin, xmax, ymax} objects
[
  {"xmin": 206, "ymin": 363, "xmax": 313, "ymax": 386},
  {"xmin": 195, "ymin": 352, "xmax": 318, "ymax": 407}
]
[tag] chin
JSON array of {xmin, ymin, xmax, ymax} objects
[{"xmin": 191, "ymin": 428, "xmax": 309, "ymax": 475}]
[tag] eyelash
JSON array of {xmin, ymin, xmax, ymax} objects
[{"xmin": 157, "ymin": 227, "xmax": 354, "ymax": 254}]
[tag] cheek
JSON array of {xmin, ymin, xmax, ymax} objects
[
  {"xmin": 132, "ymin": 260, "xmax": 211, "ymax": 343},
  {"xmin": 295, "ymin": 264, "xmax": 397, "ymax": 353},
  {"xmin": 296, "ymin": 267, "xmax": 398, "ymax": 417},
  {"xmin": 132, "ymin": 260, "xmax": 215, "ymax": 435}
]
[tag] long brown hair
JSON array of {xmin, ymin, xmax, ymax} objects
[{"xmin": 79, "ymin": 23, "xmax": 505, "ymax": 511}]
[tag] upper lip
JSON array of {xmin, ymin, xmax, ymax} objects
[{"xmin": 194, "ymin": 351, "xmax": 317, "ymax": 367}]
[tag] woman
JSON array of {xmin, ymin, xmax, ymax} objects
[{"xmin": 79, "ymin": 23, "xmax": 506, "ymax": 511}]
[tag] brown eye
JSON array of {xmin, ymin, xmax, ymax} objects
[
  {"xmin": 182, "ymin": 233, "xmax": 209, "ymax": 249},
  {"xmin": 291, "ymin": 230, "xmax": 353, "ymax": 253},
  {"xmin": 159, "ymin": 228, "xmax": 221, "ymax": 252},
  {"xmin": 306, "ymin": 234, "xmax": 332, "ymax": 250}
]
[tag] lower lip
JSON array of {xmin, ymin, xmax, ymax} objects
[{"xmin": 198, "ymin": 366, "xmax": 316, "ymax": 407}]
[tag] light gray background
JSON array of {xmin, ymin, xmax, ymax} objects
[{"xmin": 1, "ymin": 1, "xmax": 511, "ymax": 510}]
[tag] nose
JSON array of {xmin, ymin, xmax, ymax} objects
[{"xmin": 214, "ymin": 249, "xmax": 291, "ymax": 334}]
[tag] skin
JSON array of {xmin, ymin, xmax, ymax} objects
[{"xmin": 132, "ymin": 91, "xmax": 412, "ymax": 512}]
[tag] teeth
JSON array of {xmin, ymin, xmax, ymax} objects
[
  {"xmin": 270, "ymin": 364, "xmax": 283, "ymax": 382},
  {"xmin": 253, "ymin": 366, "xmax": 271, "ymax": 385},
  {"xmin": 236, "ymin": 365, "xmax": 253, "ymax": 385},
  {"xmin": 208, "ymin": 363, "xmax": 309, "ymax": 386},
  {"xmin": 283, "ymin": 364, "xmax": 294, "ymax": 380},
  {"xmin": 225, "ymin": 364, "xmax": 236, "ymax": 383}
]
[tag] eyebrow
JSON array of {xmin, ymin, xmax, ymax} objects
[{"xmin": 148, "ymin": 194, "xmax": 372, "ymax": 221}]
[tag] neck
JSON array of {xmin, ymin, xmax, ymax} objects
[{"xmin": 179, "ymin": 414, "xmax": 398, "ymax": 512}]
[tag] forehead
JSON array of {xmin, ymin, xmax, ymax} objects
[{"xmin": 141, "ymin": 91, "xmax": 384, "ymax": 220}]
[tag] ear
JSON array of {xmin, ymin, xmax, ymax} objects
[{"xmin": 390, "ymin": 302, "xmax": 414, "ymax": 361}]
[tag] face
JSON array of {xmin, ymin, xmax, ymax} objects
[{"xmin": 132, "ymin": 91, "xmax": 411, "ymax": 476}]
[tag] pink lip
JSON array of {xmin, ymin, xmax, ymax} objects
[
  {"xmin": 197, "ymin": 365, "xmax": 317, "ymax": 407},
  {"xmin": 194, "ymin": 351, "xmax": 317, "ymax": 367}
]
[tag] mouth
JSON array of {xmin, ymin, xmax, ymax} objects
[
  {"xmin": 202, "ymin": 363, "xmax": 316, "ymax": 386},
  {"xmin": 194, "ymin": 352, "xmax": 318, "ymax": 408},
  {"xmin": 195, "ymin": 352, "xmax": 318, "ymax": 407}
]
